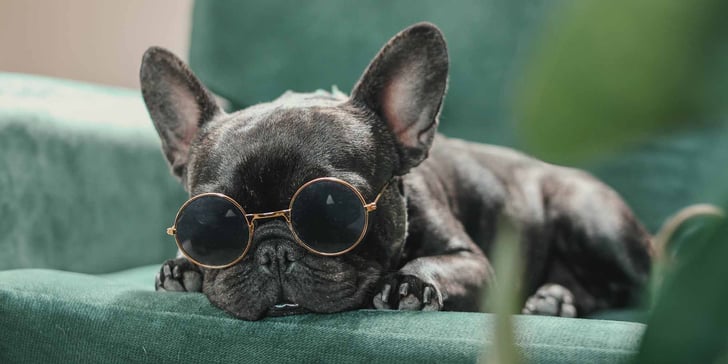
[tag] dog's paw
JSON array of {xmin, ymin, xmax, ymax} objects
[
  {"xmin": 155, "ymin": 258, "xmax": 202, "ymax": 292},
  {"xmin": 522, "ymin": 283, "xmax": 576, "ymax": 317},
  {"xmin": 372, "ymin": 274, "xmax": 443, "ymax": 311}
]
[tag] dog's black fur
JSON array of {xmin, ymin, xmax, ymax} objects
[{"xmin": 143, "ymin": 23, "xmax": 652, "ymax": 321}]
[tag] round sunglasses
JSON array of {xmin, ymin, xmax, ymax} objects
[{"xmin": 166, "ymin": 177, "xmax": 390, "ymax": 269}]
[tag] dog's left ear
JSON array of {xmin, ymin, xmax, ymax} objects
[
  {"xmin": 351, "ymin": 22, "xmax": 449, "ymax": 174},
  {"xmin": 140, "ymin": 47, "xmax": 222, "ymax": 181}
]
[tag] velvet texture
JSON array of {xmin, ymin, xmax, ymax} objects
[
  {"xmin": 189, "ymin": 0, "xmax": 556, "ymax": 147},
  {"xmin": 0, "ymin": 73, "xmax": 185, "ymax": 273},
  {"xmin": 0, "ymin": 265, "xmax": 644, "ymax": 364}
]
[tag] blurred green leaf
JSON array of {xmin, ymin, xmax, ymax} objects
[
  {"xmin": 510, "ymin": 0, "xmax": 728, "ymax": 361},
  {"xmin": 514, "ymin": 0, "xmax": 728, "ymax": 164},
  {"xmin": 636, "ymin": 208, "xmax": 728, "ymax": 363}
]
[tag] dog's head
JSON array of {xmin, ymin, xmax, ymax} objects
[{"xmin": 140, "ymin": 23, "xmax": 448, "ymax": 320}]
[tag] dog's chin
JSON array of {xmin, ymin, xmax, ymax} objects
[
  {"xmin": 211, "ymin": 278, "xmax": 381, "ymax": 321},
  {"xmin": 220, "ymin": 294, "xmax": 368, "ymax": 321},
  {"xmin": 264, "ymin": 299, "xmax": 360, "ymax": 318},
  {"xmin": 266, "ymin": 302, "xmax": 310, "ymax": 317}
]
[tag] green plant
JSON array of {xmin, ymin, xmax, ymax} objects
[{"xmin": 484, "ymin": 0, "xmax": 728, "ymax": 362}]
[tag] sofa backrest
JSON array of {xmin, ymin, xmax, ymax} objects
[{"xmin": 189, "ymin": 0, "xmax": 561, "ymax": 147}]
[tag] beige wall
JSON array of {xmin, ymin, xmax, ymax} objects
[{"xmin": 0, "ymin": 0, "xmax": 193, "ymax": 90}]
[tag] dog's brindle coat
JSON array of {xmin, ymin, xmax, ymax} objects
[{"xmin": 143, "ymin": 23, "xmax": 652, "ymax": 321}]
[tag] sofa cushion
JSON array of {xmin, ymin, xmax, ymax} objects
[{"xmin": 0, "ymin": 265, "xmax": 645, "ymax": 363}]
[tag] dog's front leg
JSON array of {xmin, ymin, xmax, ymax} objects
[
  {"xmin": 155, "ymin": 256, "xmax": 203, "ymax": 292},
  {"xmin": 373, "ymin": 252, "xmax": 491, "ymax": 311},
  {"xmin": 373, "ymin": 207, "xmax": 493, "ymax": 312}
]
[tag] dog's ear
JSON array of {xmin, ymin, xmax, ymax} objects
[
  {"xmin": 140, "ymin": 47, "xmax": 222, "ymax": 180},
  {"xmin": 351, "ymin": 22, "xmax": 449, "ymax": 174}
]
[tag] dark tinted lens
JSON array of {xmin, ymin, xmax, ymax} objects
[
  {"xmin": 175, "ymin": 195, "xmax": 249, "ymax": 267},
  {"xmin": 290, "ymin": 180, "xmax": 367, "ymax": 254}
]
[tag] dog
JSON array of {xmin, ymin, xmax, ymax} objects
[{"xmin": 142, "ymin": 22, "xmax": 653, "ymax": 321}]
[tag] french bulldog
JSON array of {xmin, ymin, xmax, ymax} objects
[{"xmin": 142, "ymin": 22, "xmax": 652, "ymax": 321}]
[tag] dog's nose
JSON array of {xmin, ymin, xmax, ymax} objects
[
  {"xmin": 257, "ymin": 242, "xmax": 299, "ymax": 274},
  {"xmin": 254, "ymin": 220, "xmax": 302, "ymax": 274}
]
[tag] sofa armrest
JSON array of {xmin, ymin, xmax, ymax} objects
[{"xmin": 0, "ymin": 73, "xmax": 184, "ymax": 273}]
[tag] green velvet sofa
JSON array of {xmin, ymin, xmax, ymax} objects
[
  {"xmin": 0, "ymin": 74, "xmax": 647, "ymax": 363},
  {"xmin": 2, "ymin": 1, "xmax": 727, "ymax": 363}
]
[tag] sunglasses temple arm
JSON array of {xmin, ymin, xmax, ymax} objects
[
  {"xmin": 166, "ymin": 227, "xmax": 177, "ymax": 236},
  {"xmin": 366, "ymin": 179, "xmax": 394, "ymax": 212}
]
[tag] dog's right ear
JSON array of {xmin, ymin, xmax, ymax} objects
[
  {"xmin": 140, "ymin": 47, "xmax": 222, "ymax": 180},
  {"xmin": 350, "ymin": 23, "xmax": 448, "ymax": 175}
]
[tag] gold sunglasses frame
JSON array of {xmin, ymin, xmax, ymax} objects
[{"xmin": 166, "ymin": 177, "xmax": 389, "ymax": 269}]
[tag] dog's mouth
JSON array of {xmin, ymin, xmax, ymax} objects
[{"xmin": 267, "ymin": 301, "xmax": 310, "ymax": 317}]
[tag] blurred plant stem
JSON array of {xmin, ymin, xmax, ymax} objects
[
  {"xmin": 648, "ymin": 205, "xmax": 725, "ymax": 306},
  {"xmin": 480, "ymin": 217, "xmax": 523, "ymax": 364}
]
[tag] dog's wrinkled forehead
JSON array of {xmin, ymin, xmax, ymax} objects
[{"xmin": 187, "ymin": 91, "xmax": 376, "ymax": 211}]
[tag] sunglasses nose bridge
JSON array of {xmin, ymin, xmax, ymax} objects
[{"xmin": 247, "ymin": 209, "xmax": 291, "ymax": 223}]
